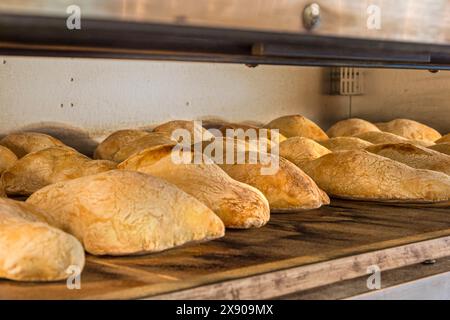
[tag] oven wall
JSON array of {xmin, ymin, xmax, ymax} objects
[
  {"xmin": 1, "ymin": 56, "xmax": 449, "ymax": 154},
  {"xmin": 351, "ymin": 69, "xmax": 450, "ymax": 134},
  {"xmin": 0, "ymin": 56, "xmax": 348, "ymax": 153}
]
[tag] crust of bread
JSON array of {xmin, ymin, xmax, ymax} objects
[
  {"xmin": 0, "ymin": 132, "xmax": 67, "ymax": 158},
  {"xmin": 301, "ymin": 150, "xmax": 450, "ymax": 203},
  {"xmin": 264, "ymin": 115, "xmax": 328, "ymax": 141},
  {"xmin": 375, "ymin": 119, "xmax": 441, "ymax": 142},
  {"xmin": 2, "ymin": 147, "xmax": 116, "ymax": 196},
  {"xmin": 326, "ymin": 118, "xmax": 381, "ymax": 137},
  {"xmin": 429, "ymin": 143, "xmax": 450, "ymax": 156},
  {"xmin": 26, "ymin": 170, "xmax": 225, "ymax": 256},
  {"xmin": 214, "ymin": 152, "xmax": 330, "ymax": 212},
  {"xmin": 279, "ymin": 137, "xmax": 331, "ymax": 167},
  {"xmin": 319, "ymin": 137, "xmax": 373, "ymax": 151},
  {"xmin": 0, "ymin": 198, "xmax": 85, "ymax": 281},
  {"xmin": 366, "ymin": 143, "xmax": 450, "ymax": 175},
  {"xmin": 0, "ymin": 145, "xmax": 18, "ymax": 174},
  {"xmin": 436, "ymin": 133, "xmax": 450, "ymax": 144},
  {"xmin": 118, "ymin": 146, "xmax": 270, "ymax": 229},
  {"xmin": 94, "ymin": 129, "xmax": 150, "ymax": 161},
  {"xmin": 112, "ymin": 132, "xmax": 176, "ymax": 163},
  {"xmin": 153, "ymin": 120, "xmax": 215, "ymax": 141},
  {"xmin": 219, "ymin": 123, "xmax": 287, "ymax": 143},
  {"xmin": 355, "ymin": 131, "xmax": 434, "ymax": 147}
]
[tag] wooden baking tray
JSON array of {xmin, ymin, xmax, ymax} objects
[{"xmin": 1, "ymin": 200, "xmax": 450, "ymax": 300}]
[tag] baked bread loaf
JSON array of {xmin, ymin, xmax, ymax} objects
[
  {"xmin": 26, "ymin": 170, "xmax": 225, "ymax": 255},
  {"xmin": 301, "ymin": 150, "xmax": 450, "ymax": 203},
  {"xmin": 319, "ymin": 137, "xmax": 373, "ymax": 151},
  {"xmin": 326, "ymin": 118, "xmax": 380, "ymax": 137},
  {"xmin": 366, "ymin": 143, "xmax": 450, "ymax": 176},
  {"xmin": 279, "ymin": 137, "xmax": 331, "ymax": 168},
  {"xmin": 429, "ymin": 143, "xmax": 450, "ymax": 156},
  {"xmin": 264, "ymin": 115, "xmax": 328, "ymax": 141},
  {"xmin": 0, "ymin": 145, "xmax": 17, "ymax": 174},
  {"xmin": 0, "ymin": 132, "xmax": 67, "ymax": 158},
  {"xmin": 219, "ymin": 155, "xmax": 329, "ymax": 212},
  {"xmin": 354, "ymin": 131, "xmax": 434, "ymax": 147},
  {"xmin": 0, "ymin": 198, "xmax": 85, "ymax": 281},
  {"xmin": 375, "ymin": 119, "xmax": 441, "ymax": 142},
  {"xmin": 436, "ymin": 133, "xmax": 450, "ymax": 144},
  {"xmin": 94, "ymin": 129, "xmax": 150, "ymax": 161},
  {"xmin": 118, "ymin": 146, "xmax": 270, "ymax": 229},
  {"xmin": 112, "ymin": 132, "xmax": 176, "ymax": 163},
  {"xmin": 2, "ymin": 147, "xmax": 116, "ymax": 196},
  {"xmin": 153, "ymin": 120, "xmax": 215, "ymax": 141},
  {"xmin": 219, "ymin": 123, "xmax": 287, "ymax": 143}
]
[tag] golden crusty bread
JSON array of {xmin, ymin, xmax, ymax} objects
[
  {"xmin": 0, "ymin": 183, "xmax": 6, "ymax": 198},
  {"xmin": 326, "ymin": 118, "xmax": 381, "ymax": 138},
  {"xmin": 436, "ymin": 133, "xmax": 450, "ymax": 144},
  {"xmin": 375, "ymin": 119, "xmax": 441, "ymax": 142},
  {"xmin": 319, "ymin": 137, "xmax": 374, "ymax": 151},
  {"xmin": 217, "ymin": 154, "xmax": 330, "ymax": 212},
  {"xmin": 354, "ymin": 131, "xmax": 434, "ymax": 147},
  {"xmin": 112, "ymin": 132, "xmax": 176, "ymax": 163},
  {"xmin": 153, "ymin": 120, "xmax": 215, "ymax": 141},
  {"xmin": 2, "ymin": 147, "xmax": 116, "ymax": 196},
  {"xmin": 118, "ymin": 146, "xmax": 270, "ymax": 229},
  {"xmin": 301, "ymin": 150, "xmax": 450, "ymax": 203},
  {"xmin": 264, "ymin": 115, "xmax": 328, "ymax": 141},
  {"xmin": 0, "ymin": 132, "xmax": 68, "ymax": 158},
  {"xmin": 0, "ymin": 198, "xmax": 85, "ymax": 281},
  {"xmin": 219, "ymin": 123, "xmax": 287, "ymax": 143},
  {"xmin": 279, "ymin": 137, "xmax": 331, "ymax": 168},
  {"xmin": 0, "ymin": 145, "xmax": 17, "ymax": 174},
  {"xmin": 429, "ymin": 143, "xmax": 450, "ymax": 156},
  {"xmin": 27, "ymin": 170, "xmax": 225, "ymax": 256},
  {"xmin": 94, "ymin": 129, "xmax": 150, "ymax": 161},
  {"xmin": 366, "ymin": 143, "xmax": 450, "ymax": 176}
]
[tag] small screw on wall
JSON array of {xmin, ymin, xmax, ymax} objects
[{"xmin": 303, "ymin": 3, "xmax": 321, "ymax": 30}]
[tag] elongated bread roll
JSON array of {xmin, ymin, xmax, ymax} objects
[
  {"xmin": 153, "ymin": 120, "xmax": 215, "ymax": 141},
  {"xmin": 326, "ymin": 118, "xmax": 380, "ymax": 137},
  {"xmin": 366, "ymin": 143, "xmax": 450, "ymax": 175},
  {"xmin": 118, "ymin": 146, "xmax": 270, "ymax": 229},
  {"xmin": 264, "ymin": 115, "xmax": 328, "ymax": 141},
  {"xmin": 0, "ymin": 145, "xmax": 17, "ymax": 174},
  {"xmin": 436, "ymin": 133, "xmax": 450, "ymax": 144},
  {"xmin": 429, "ymin": 143, "xmax": 450, "ymax": 156},
  {"xmin": 27, "ymin": 170, "xmax": 225, "ymax": 255},
  {"xmin": 94, "ymin": 129, "xmax": 150, "ymax": 161},
  {"xmin": 279, "ymin": 137, "xmax": 331, "ymax": 167},
  {"xmin": 112, "ymin": 132, "xmax": 176, "ymax": 163},
  {"xmin": 0, "ymin": 198, "xmax": 85, "ymax": 281},
  {"xmin": 219, "ymin": 123, "xmax": 287, "ymax": 143},
  {"xmin": 218, "ymin": 155, "xmax": 329, "ymax": 212},
  {"xmin": 2, "ymin": 147, "xmax": 116, "ymax": 196},
  {"xmin": 375, "ymin": 119, "xmax": 441, "ymax": 142},
  {"xmin": 355, "ymin": 131, "xmax": 434, "ymax": 147},
  {"xmin": 319, "ymin": 137, "xmax": 373, "ymax": 151},
  {"xmin": 302, "ymin": 150, "xmax": 450, "ymax": 203},
  {"xmin": 0, "ymin": 132, "xmax": 67, "ymax": 158}
]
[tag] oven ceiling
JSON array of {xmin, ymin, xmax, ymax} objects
[{"xmin": 0, "ymin": 0, "xmax": 449, "ymax": 69}]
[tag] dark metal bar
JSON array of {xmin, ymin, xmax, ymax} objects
[{"xmin": 0, "ymin": 13, "xmax": 450, "ymax": 70}]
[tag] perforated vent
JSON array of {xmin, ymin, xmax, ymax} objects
[{"xmin": 330, "ymin": 67, "xmax": 364, "ymax": 95}]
